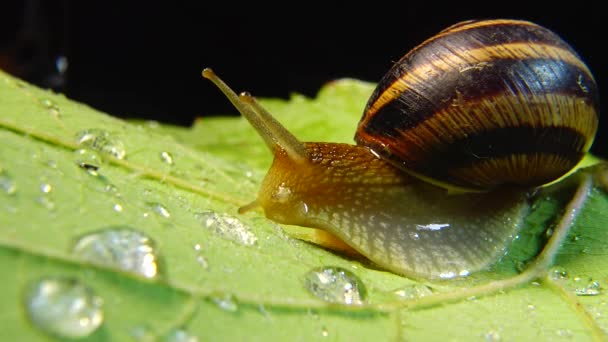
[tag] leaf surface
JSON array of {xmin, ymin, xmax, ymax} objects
[{"xmin": 0, "ymin": 71, "xmax": 606, "ymax": 341}]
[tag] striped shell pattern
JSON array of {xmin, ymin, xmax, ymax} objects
[{"xmin": 355, "ymin": 19, "xmax": 599, "ymax": 191}]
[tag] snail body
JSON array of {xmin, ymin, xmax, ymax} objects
[{"xmin": 203, "ymin": 19, "xmax": 599, "ymax": 279}]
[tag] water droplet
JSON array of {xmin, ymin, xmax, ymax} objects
[
  {"xmin": 549, "ymin": 267, "xmax": 568, "ymax": 281},
  {"xmin": 484, "ymin": 330, "xmax": 501, "ymax": 341},
  {"xmin": 160, "ymin": 151, "xmax": 174, "ymax": 165},
  {"xmin": 165, "ymin": 328, "xmax": 199, "ymax": 342},
  {"xmin": 194, "ymin": 211, "xmax": 257, "ymax": 246},
  {"xmin": 146, "ymin": 202, "xmax": 171, "ymax": 218},
  {"xmin": 40, "ymin": 183, "xmax": 53, "ymax": 193},
  {"xmin": 113, "ymin": 203, "xmax": 123, "ymax": 212},
  {"xmin": 394, "ymin": 284, "xmax": 433, "ymax": 300},
  {"xmin": 104, "ymin": 184, "xmax": 120, "ymax": 196},
  {"xmin": 75, "ymin": 129, "xmax": 126, "ymax": 160},
  {"xmin": 25, "ymin": 277, "xmax": 104, "ymax": 338},
  {"xmin": 211, "ymin": 294, "xmax": 238, "ymax": 312},
  {"xmin": 40, "ymin": 98, "xmax": 60, "ymax": 117},
  {"xmin": 575, "ymin": 281, "xmax": 601, "ymax": 296},
  {"xmin": 74, "ymin": 148, "xmax": 103, "ymax": 171},
  {"xmin": 36, "ymin": 196, "xmax": 56, "ymax": 211},
  {"xmin": 0, "ymin": 169, "xmax": 17, "ymax": 195},
  {"xmin": 71, "ymin": 227, "xmax": 161, "ymax": 279},
  {"xmin": 556, "ymin": 329, "xmax": 573, "ymax": 338},
  {"xmin": 193, "ymin": 244, "xmax": 208, "ymax": 269},
  {"xmin": 304, "ymin": 266, "xmax": 366, "ymax": 305}
]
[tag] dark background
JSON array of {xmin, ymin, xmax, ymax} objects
[{"xmin": 1, "ymin": 2, "xmax": 605, "ymax": 157}]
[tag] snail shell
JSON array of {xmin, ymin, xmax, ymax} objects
[{"xmin": 356, "ymin": 19, "xmax": 599, "ymax": 191}]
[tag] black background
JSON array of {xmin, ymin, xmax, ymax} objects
[{"xmin": 1, "ymin": 2, "xmax": 605, "ymax": 157}]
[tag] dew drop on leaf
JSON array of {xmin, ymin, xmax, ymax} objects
[
  {"xmin": 304, "ymin": 266, "xmax": 366, "ymax": 305},
  {"xmin": 194, "ymin": 211, "xmax": 257, "ymax": 246},
  {"xmin": 74, "ymin": 148, "xmax": 103, "ymax": 171},
  {"xmin": 484, "ymin": 330, "xmax": 502, "ymax": 341},
  {"xmin": 193, "ymin": 244, "xmax": 209, "ymax": 269},
  {"xmin": 71, "ymin": 227, "xmax": 161, "ymax": 279},
  {"xmin": 147, "ymin": 202, "xmax": 171, "ymax": 218},
  {"xmin": 321, "ymin": 326, "xmax": 329, "ymax": 337},
  {"xmin": 0, "ymin": 168, "xmax": 17, "ymax": 195},
  {"xmin": 39, "ymin": 98, "xmax": 60, "ymax": 117},
  {"xmin": 393, "ymin": 284, "xmax": 433, "ymax": 300},
  {"xmin": 40, "ymin": 183, "xmax": 52, "ymax": 193},
  {"xmin": 211, "ymin": 293, "xmax": 238, "ymax": 312},
  {"xmin": 75, "ymin": 128, "xmax": 126, "ymax": 160},
  {"xmin": 24, "ymin": 277, "xmax": 104, "ymax": 339},
  {"xmin": 160, "ymin": 151, "xmax": 174, "ymax": 165},
  {"xmin": 113, "ymin": 203, "xmax": 124, "ymax": 212},
  {"xmin": 575, "ymin": 280, "xmax": 602, "ymax": 296},
  {"xmin": 164, "ymin": 328, "xmax": 199, "ymax": 342}
]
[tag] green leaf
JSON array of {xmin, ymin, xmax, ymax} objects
[{"xmin": 1, "ymin": 70, "xmax": 607, "ymax": 341}]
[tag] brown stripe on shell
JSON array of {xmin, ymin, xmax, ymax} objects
[
  {"xmin": 363, "ymin": 43, "xmax": 595, "ymax": 123},
  {"xmin": 359, "ymin": 124, "xmax": 589, "ymax": 190},
  {"xmin": 367, "ymin": 19, "xmax": 585, "ymax": 111}
]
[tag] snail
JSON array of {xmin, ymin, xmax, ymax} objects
[{"xmin": 202, "ymin": 19, "xmax": 599, "ymax": 280}]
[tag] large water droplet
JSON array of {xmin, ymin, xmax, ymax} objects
[
  {"xmin": 0, "ymin": 168, "xmax": 17, "ymax": 195},
  {"xmin": 71, "ymin": 227, "xmax": 161, "ymax": 279},
  {"xmin": 194, "ymin": 211, "xmax": 257, "ymax": 246},
  {"xmin": 304, "ymin": 266, "xmax": 366, "ymax": 305},
  {"xmin": 211, "ymin": 293, "xmax": 238, "ymax": 312},
  {"xmin": 165, "ymin": 328, "xmax": 199, "ymax": 342},
  {"xmin": 25, "ymin": 277, "xmax": 104, "ymax": 338},
  {"xmin": 160, "ymin": 151, "xmax": 174, "ymax": 165},
  {"xmin": 75, "ymin": 129, "xmax": 126, "ymax": 160}
]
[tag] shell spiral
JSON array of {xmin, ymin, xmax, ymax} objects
[{"xmin": 356, "ymin": 19, "xmax": 599, "ymax": 191}]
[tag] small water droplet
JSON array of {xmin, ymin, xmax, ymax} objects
[
  {"xmin": 194, "ymin": 211, "xmax": 257, "ymax": 246},
  {"xmin": 74, "ymin": 148, "xmax": 103, "ymax": 171},
  {"xmin": 549, "ymin": 267, "xmax": 568, "ymax": 281},
  {"xmin": 25, "ymin": 277, "xmax": 104, "ymax": 338},
  {"xmin": 147, "ymin": 202, "xmax": 171, "ymax": 218},
  {"xmin": 131, "ymin": 324, "xmax": 153, "ymax": 341},
  {"xmin": 75, "ymin": 129, "xmax": 126, "ymax": 160},
  {"xmin": 575, "ymin": 280, "xmax": 601, "ymax": 296},
  {"xmin": 71, "ymin": 227, "xmax": 161, "ymax": 279},
  {"xmin": 113, "ymin": 203, "xmax": 123, "ymax": 212},
  {"xmin": 36, "ymin": 196, "xmax": 56, "ymax": 211},
  {"xmin": 304, "ymin": 266, "xmax": 366, "ymax": 305},
  {"xmin": 40, "ymin": 183, "xmax": 53, "ymax": 193},
  {"xmin": 40, "ymin": 98, "xmax": 60, "ymax": 117},
  {"xmin": 104, "ymin": 184, "xmax": 120, "ymax": 196},
  {"xmin": 160, "ymin": 151, "xmax": 174, "ymax": 165},
  {"xmin": 484, "ymin": 330, "xmax": 501, "ymax": 341},
  {"xmin": 193, "ymin": 244, "xmax": 208, "ymax": 269},
  {"xmin": 556, "ymin": 329, "xmax": 573, "ymax": 338},
  {"xmin": 393, "ymin": 284, "xmax": 433, "ymax": 300},
  {"xmin": 0, "ymin": 169, "xmax": 17, "ymax": 195},
  {"xmin": 211, "ymin": 293, "xmax": 238, "ymax": 312},
  {"xmin": 165, "ymin": 328, "xmax": 199, "ymax": 342}
]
